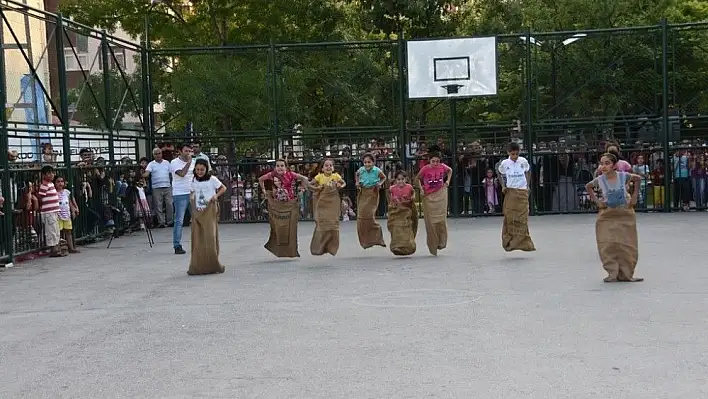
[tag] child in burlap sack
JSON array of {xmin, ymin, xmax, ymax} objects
[
  {"xmin": 259, "ymin": 159, "xmax": 311, "ymax": 257},
  {"xmin": 586, "ymin": 152, "xmax": 644, "ymax": 283}
]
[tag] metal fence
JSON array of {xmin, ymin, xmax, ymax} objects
[
  {"xmin": 3, "ymin": 0, "xmax": 708, "ymax": 264},
  {"xmin": 0, "ymin": 0, "xmax": 149, "ymax": 263}
]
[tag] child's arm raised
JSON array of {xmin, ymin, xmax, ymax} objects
[{"xmin": 258, "ymin": 172, "xmax": 271, "ymax": 193}]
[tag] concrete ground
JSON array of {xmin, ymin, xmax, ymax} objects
[{"xmin": 1, "ymin": 214, "xmax": 707, "ymax": 399}]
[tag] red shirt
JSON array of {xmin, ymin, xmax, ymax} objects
[
  {"xmin": 390, "ymin": 184, "xmax": 414, "ymax": 202},
  {"xmin": 419, "ymin": 164, "xmax": 449, "ymax": 195},
  {"xmin": 265, "ymin": 170, "xmax": 297, "ymax": 200},
  {"xmin": 37, "ymin": 180, "xmax": 60, "ymax": 213}
]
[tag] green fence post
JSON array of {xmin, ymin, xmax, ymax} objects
[
  {"xmin": 661, "ymin": 19, "xmax": 671, "ymax": 212},
  {"xmin": 101, "ymin": 32, "xmax": 115, "ymax": 166},
  {"xmin": 397, "ymin": 34, "xmax": 407, "ymax": 168},
  {"xmin": 141, "ymin": 42, "xmax": 152, "ymax": 151},
  {"xmin": 525, "ymin": 28, "xmax": 536, "ymax": 215},
  {"xmin": 449, "ymin": 99, "xmax": 459, "ymax": 216},
  {"xmin": 0, "ymin": 7, "xmax": 14, "ymax": 263},
  {"xmin": 144, "ymin": 15, "xmax": 155, "ymax": 149},
  {"xmin": 269, "ymin": 40, "xmax": 280, "ymax": 159},
  {"xmin": 56, "ymin": 14, "xmax": 72, "ymax": 187}
]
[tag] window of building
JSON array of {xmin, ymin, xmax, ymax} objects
[
  {"xmin": 64, "ymin": 48, "xmax": 88, "ymax": 71},
  {"xmin": 112, "ymin": 48, "xmax": 126, "ymax": 69},
  {"xmin": 74, "ymin": 34, "xmax": 89, "ymax": 53}
]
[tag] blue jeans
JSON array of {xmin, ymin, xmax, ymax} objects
[{"xmin": 172, "ymin": 194, "xmax": 190, "ymax": 249}]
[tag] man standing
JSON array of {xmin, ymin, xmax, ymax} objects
[
  {"xmin": 170, "ymin": 143, "xmax": 195, "ymax": 254},
  {"xmin": 191, "ymin": 140, "xmax": 212, "ymax": 171},
  {"xmin": 144, "ymin": 147, "xmax": 173, "ymax": 228}
]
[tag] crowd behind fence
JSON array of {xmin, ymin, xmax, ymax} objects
[
  {"xmin": 3, "ymin": 136, "xmax": 708, "ymax": 264},
  {"xmin": 3, "ymin": 1, "xmax": 708, "ymax": 264}
]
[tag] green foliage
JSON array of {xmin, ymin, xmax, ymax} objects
[{"xmin": 59, "ymin": 0, "xmax": 708, "ymax": 149}]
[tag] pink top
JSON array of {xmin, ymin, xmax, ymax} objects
[
  {"xmin": 616, "ymin": 160, "xmax": 632, "ymax": 172},
  {"xmin": 390, "ymin": 184, "xmax": 414, "ymax": 202},
  {"xmin": 265, "ymin": 170, "xmax": 296, "ymax": 200},
  {"xmin": 596, "ymin": 159, "xmax": 632, "ymax": 175},
  {"xmin": 419, "ymin": 164, "xmax": 449, "ymax": 195}
]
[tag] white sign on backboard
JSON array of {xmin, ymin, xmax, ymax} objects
[{"xmin": 407, "ymin": 37, "xmax": 498, "ymax": 99}]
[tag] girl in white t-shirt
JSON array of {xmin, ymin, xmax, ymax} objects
[{"xmin": 187, "ymin": 158, "xmax": 227, "ymax": 275}]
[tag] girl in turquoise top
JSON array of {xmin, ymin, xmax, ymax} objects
[
  {"xmin": 355, "ymin": 153, "xmax": 386, "ymax": 188},
  {"xmin": 355, "ymin": 153, "xmax": 387, "ymax": 249}
]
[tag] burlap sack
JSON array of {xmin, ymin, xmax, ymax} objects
[
  {"xmin": 422, "ymin": 188, "xmax": 448, "ymax": 256},
  {"xmin": 264, "ymin": 197, "xmax": 300, "ymax": 258},
  {"xmin": 356, "ymin": 186, "xmax": 386, "ymax": 249},
  {"xmin": 310, "ymin": 186, "xmax": 341, "ymax": 256},
  {"xmin": 501, "ymin": 188, "xmax": 536, "ymax": 252},
  {"xmin": 188, "ymin": 199, "xmax": 225, "ymax": 275},
  {"xmin": 386, "ymin": 194, "xmax": 418, "ymax": 256},
  {"xmin": 595, "ymin": 206, "xmax": 639, "ymax": 281}
]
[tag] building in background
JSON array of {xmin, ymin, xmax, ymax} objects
[
  {"xmin": 44, "ymin": 0, "xmax": 140, "ymax": 130},
  {"xmin": 2, "ymin": 0, "xmax": 52, "ymax": 127}
]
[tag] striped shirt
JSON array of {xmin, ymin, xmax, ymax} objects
[{"xmin": 37, "ymin": 181, "xmax": 60, "ymax": 213}]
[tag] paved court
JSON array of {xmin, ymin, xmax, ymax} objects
[{"xmin": 1, "ymin": 214, "xmax": 707, "ymax": 399}]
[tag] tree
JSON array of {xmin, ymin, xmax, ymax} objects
[{"xmin": 60, "ymin": 0, "xmax": 708, "ymax": 152}]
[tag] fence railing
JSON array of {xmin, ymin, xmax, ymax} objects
[{"xmin": 4, "ymin": 0, "xmax": 708, "ymax": 264}]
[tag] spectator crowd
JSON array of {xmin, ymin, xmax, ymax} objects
[{"xmin": 1, "ymin": 135, "xmax": 707, "ymax": 263}]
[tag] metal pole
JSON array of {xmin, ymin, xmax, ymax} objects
[
  {"xmin": 269, "ymin": 41, "xmax": 280, "ymax": 159},
  {"xmin": 101, "ymin": 32, "xmax": 114, "ymax": 166},
  {"xmin": 0, "ymin": 8, "xmax": 14, "ymax": 263},
  {"xmin": 525, "ymin": 28, "xmax": 536, "ymax": 215},
  {"xmin": 397, "ymin": 34, "xmax": 407, "ymax": 169},
  {"xmin": 141, "ymin": 43, "xmax": 152, "ymax": 151},
  {"xmin": 551, "ymin": 49, "xmax": 557, "ymax": 119},
  {"xmin": 21, "ymin": 0, "xmax": 40, "ymax": 162},
  {"xmin": 55, "ymin": 14, "xmax": 72, "ymax": 185},
  {"xmin": 144, "ymin": 14, "xmax": 155, "ymax": 144},
  {"xmin": 450, "ymin": 99, "xmax": 459, "ymax": 216},
  {"xmin": 661, "ymin": 19, "xmax": 671, "ymax": 212}
]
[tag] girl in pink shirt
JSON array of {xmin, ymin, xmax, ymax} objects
[
  {"xmin": 258, "ymin": 159, "xmax": 309, "ymax": 201},
  {"xmin": 387, "ymin": 171, "xmax": 418, "ymax": 256},
  {"xmin": 414, "ymin": 148, "xmax": 452, "ymax": 256},
  {"xmin": 416, "ymin": 155, "xmax": 452, "ymax": 195},
  {"xmin": 595, "ymin": 144, "xmax": 632, "ymax": 176},
  {"xmin": 389, "ymin": 171, "xmax": 414, "ymax": 204}
]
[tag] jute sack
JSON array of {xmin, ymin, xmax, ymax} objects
[
  {"xmin": 356, "ymin": 186, "xmax": 386, "ymax": 249},
  {"xmin": 501, "ymin": 188, "xmax": 536, "ymax": 252},
  {"xmin": 188, "ymin": 199, "xmax": 225, "ymax": 275},
  {"xmin": 422, "ymin": 188, "xmax": 448, "ymax": 256},
  {"xmin": 264, "ymin": 197, "xmax": 301, "ymax": 258},
  {"xmin": 387, "ymin": 194, "xmax": 418, "ymax": 256},
  {"xmin": 310, "ymin": 186, "xmax": 341, "ymax": 256},
  {"xmin": 595, "ymin": 206, "xmax": 639, "ymax": 281}
]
